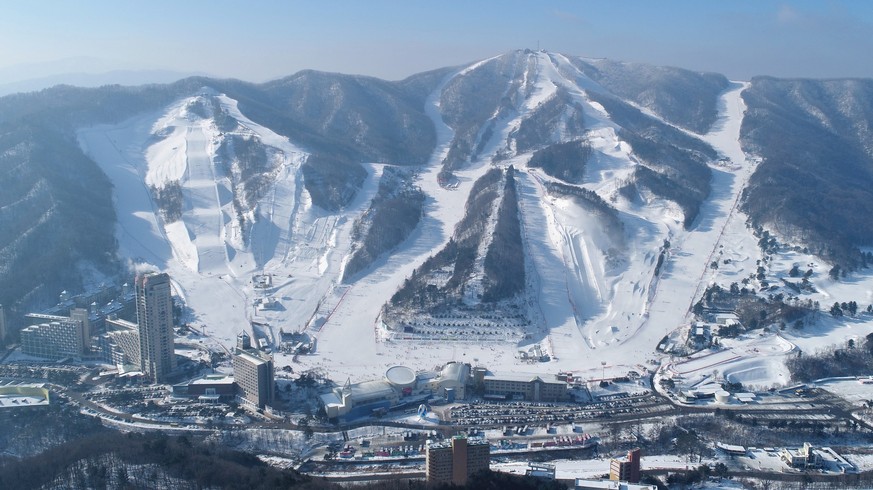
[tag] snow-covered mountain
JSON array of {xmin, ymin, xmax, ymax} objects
[
  {"xmin": 66, "ymin": 50, "xmax": 747, "ymax": 378},
  {"xmin": 3, "ymin": 50, "xmax": 873, "ymax": 384}
]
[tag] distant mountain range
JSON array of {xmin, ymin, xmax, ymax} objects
[
  {"xmin": 0, "ymin": 57, "xmax": 209, "ymax": 96},
  {"xmin": 1, "ymin": 49, "xmax": 872, "ymax": 328},
  {"xmin": 0, "ymin": 69, "xmax": 207, "ymax": 97}
]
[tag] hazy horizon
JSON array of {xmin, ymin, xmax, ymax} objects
[{"xmin": 2, "ymin": 1, "xmax": 872, "ymax": 85}]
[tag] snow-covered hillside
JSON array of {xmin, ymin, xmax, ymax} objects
[
  {"xmin": 76, "ymin": 52, "xmax": 873, "ymax": 389},
  {"xmin": 78, "ymin": 89, "xmax": 384, "ymax": 352}
]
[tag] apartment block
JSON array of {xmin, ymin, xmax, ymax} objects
[
  {"xmin": 610, "ymin": 448, "xmax": 641, "ymax": 483},
  {"xmin": 102, "ymin": 317, "xmax": 141, "ymax": 367},
  {"xmin": 425, "ymin": 436, "xmax": 490, "ymax": 485},
  {"xmin": 20, "ymin": 320, "xmax": 84, "ymax": 360}
]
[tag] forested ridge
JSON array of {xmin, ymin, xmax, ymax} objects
[{"xmin": 741, "ymin": 77, "xmax": 873, "ymax": 271}]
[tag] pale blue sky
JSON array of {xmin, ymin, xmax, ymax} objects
[{"xmin": 2, "ymin": 1, "xmax": 872, "ymax": 82}]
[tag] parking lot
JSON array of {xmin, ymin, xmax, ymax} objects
[{"xmin": 447, "ymin": 394, "xmax": 670, "ymax": 427}]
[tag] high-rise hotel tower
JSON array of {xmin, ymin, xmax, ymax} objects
[{"xmin": 136, "ymin": 272, "xmax": 176, "ymax": 383}]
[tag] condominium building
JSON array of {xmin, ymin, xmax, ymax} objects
[
  {"xmin": 102, "ymin": 317, "xmax": 141, "ymax": 367},
  {"xmin": 69, "ymin": 308, "xmax": 91, "ymax": 351},
  {"xmin": 136, "ymin": 273, "xmax": 176, "ymax": 383},
  {"xmin": 233, "ymin": 335, "xmax": 274, "ymax": 409},
  {"xmin": 610, "ymin": 448, "xmax": 641, "ymax": 483},
  {"xmin": 425, "ymin": 436, "xmax": 490, "ymax": 485},
  {"xmin": 20, "ymin": 320, "xmax": 84, "ymax": 360},
  {"xmin": 21, "ymin": 307, "xmax": 92, "ymax": 358}
]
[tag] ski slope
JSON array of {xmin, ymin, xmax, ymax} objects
[
  {"xmin": 295, "ymin": 52, "xmax": 759, "ymax": 381},
  {"xmin": 78, "ymin": 53, "xmax": 873, "ymax": 389},
  {"xmin": 79, "ymin": 90, "xmax": 380, "ymax": 352}
]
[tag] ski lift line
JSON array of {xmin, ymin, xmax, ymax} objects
[
  {"xmin": 311, "ymin": 285, "xmax": 354, "ymax": 336},
  {"xmin": 681, "ymin": 90, "xmax": 757, "ymax": 320}
]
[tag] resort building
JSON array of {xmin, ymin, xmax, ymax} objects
[
  {"xmin": 422, "ymin": 361, "xmax": 470, "ymax": 399},
  {"xmin": 320, "ymin": 361, "xmax": 577, "ymax": 418},
  {"xmin": 172, "ymin": 374, "xmax": 236, "ymax": 402},
  {"xmin": 320, "ymin": 363, "xmax": 470, "ymax": 419},
  {"xmin": 136, "ymin": 273, "xmax": 177, "ymax": 383},
  {"xmin": 610, "ymin": 448, "xmax": 641, "ymax": 483},
  {"xmin": 20, "ymin": 319, "xmax": 84, "ymax": 360},
  {"xmin": 20, "ymin": 307, "xmax": 92, "ymax": 359},
  {"xmin": 474, "ymin": 368, "xmax": 569, "ymax": 402},
  {"xmin": 233, "ymin": 333, "xmax": 275, "ymax": 409},
  {"xmin": 101, "ymin": 317, "xmax": 142, "ymax": 367},
  {"xmin": 425, "ymin": 435, "xmax": 490, "ymax": 485}
]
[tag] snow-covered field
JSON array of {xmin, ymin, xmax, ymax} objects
[
  {"xmin": 665, "ymin": 332, "xmax": 795, "ymax": 390},
  {"xmin": 78, "ymin": 53, "xmax": 873, "ymax": 389},
  {"xmin": 818, "ymin": 378, "xmax": 873, "ymax": 406}
]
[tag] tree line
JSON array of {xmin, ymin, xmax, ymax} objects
[
  {"xmin": 787, "ymin": 333, "xmax": 873, "ymax": 382},
  {"xmin": 343, "ymin": 167, "xmax": 425, "ymax": 282}
]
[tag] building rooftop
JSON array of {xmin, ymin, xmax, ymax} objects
[
  {"xmin": 439, "ymin": 361, "xmax": 469, "ymax": 382},
  {"xmin": 320, "ymin": 391, "xmax": 343, "ymax": 409},
  {"xmin": 117, "ymin": 364, "xmax": 144, "ymax": 377},
  {"xmin": 817, "ymin": 446, "xmax": 855, "ymax": 470},
  {"xmin": 483, "ymin": 371, "xmax": 562, "ymax": 384},
  {"xmin": 348, "ymin": 380, "xmax": 397, "ymax": 400},
  {"xmin": 735, "ymin": 393, "xmax": 756, "ymax": 402},
  {"xmin": 0, "ymin": 384, "xmax": 50, "ymax": 409},
  {"xmin": 25, "ymin": 313, "xmax": 69, "ymax": 322},
  {"xmin": 190, "ymin": 374, "xmax": 234, "ymax": 386},
  {"xmin": 426, "ymin": 436, "xmax": 488, "ymax": 450},
  {"xmin": 106, "ymin": 318, "xmax": 138, "ymax": 331},
  {"xmin": 716, "ymin": 442, "xmax": 746, "ymax": 454},
  {"xmin": 385, "ymin": 365, "xmax": 416, "ymax": 385},
  {"xmin": 236, "ymin": 350, "xmax": 269, "ymax": 366}
]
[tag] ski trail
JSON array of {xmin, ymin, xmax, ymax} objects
[
  {"xmin": 637, "ymin": 82, "xmax": 753, "ymax": 346},
  {"xmin": 180, "ymin": 124, "xmax": 227, "ymax": 275},
  {"xmin": 298, "ymin": 62, "xmax": 499, "ymax": 373}
]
